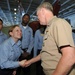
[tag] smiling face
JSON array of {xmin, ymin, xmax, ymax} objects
[{"xmin": 9, "ymin": 25, "xmax": 22, "ymax": 42}]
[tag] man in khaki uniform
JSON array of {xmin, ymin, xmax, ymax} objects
[{"xmin": 24, "ymin": 2, "xmax": 75, "ymax": 75}]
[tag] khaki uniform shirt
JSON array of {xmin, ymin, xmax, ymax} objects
[{"xmin": 41, "ymin": 16, "xmax": 74, "ymax": 70}]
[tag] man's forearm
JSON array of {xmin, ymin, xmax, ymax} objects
[
  {"xmin": 52, "ymin": 52, "xmax": 75, "ymax": 75},
  {"xmin": 24, "ymin": 54, "xmax": 41, "ymax": 67},
  {"xmin": 52, "ymin": 46, "xmax": 75, "ymax": 75},
  {"xmin": 30, "ymin": 54, "xmax": 41, "ymax": 64}
]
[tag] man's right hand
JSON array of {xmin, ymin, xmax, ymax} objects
[{"xmin": 19, "ymin": 60, "xmax": 27, "ymax": 67}]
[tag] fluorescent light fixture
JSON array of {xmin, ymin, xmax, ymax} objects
[{"xmin": 14, "ymin": 8, "xmax": 17, "ymax": 11}]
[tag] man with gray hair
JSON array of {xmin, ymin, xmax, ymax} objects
[{"xmin": 24, "ymin": 2, "xmax": 75, "ymax": 75}]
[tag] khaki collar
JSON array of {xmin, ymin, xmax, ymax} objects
[{"xmin": 47, "ymin": 16, "xmax": 57, "ymax": 27}]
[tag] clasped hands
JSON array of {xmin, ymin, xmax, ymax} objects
[
  {"xmin": 13, "ymin": 60, "xmax": 31, "ymax": 75},
  {"xmin": 19, "ymin": 59, "xmax": 32, "ymax": 68}
]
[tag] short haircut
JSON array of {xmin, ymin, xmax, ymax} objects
[
  {"xmin": 0, "ymin": 19, "xmax": 3, "ymax": 24},
  {"xmin": 36, "ymin": 2, "xmax": 53, "ymax": 13},
  {"xmin": 22, "ymin": 14, "xmax": 30, "ymax": 19}
]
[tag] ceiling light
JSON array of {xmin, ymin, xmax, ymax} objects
[
  {"xmin": 14, "ymin": 16, "xmax": 16, "ymax": 19},
  {"xmin": 14, "ymin": 12, "xmax": 17, "ymax": 15},
  {"xmin": 14, "ymin": 8, "xmax": 17, "ymax": 11}
]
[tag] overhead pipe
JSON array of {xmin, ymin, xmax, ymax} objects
[
  {"xmin": 0, "ymin": 7, "xmax": 10, "ymax": 26},
  {"xmin": 61, "ymin": 0, "xmax": 70, "ymax": 6},
  {"xmin": 26, "ymin": 0, "xmax": 33, "ymax": 13},
  {"xmin": 7, "ymin": 0, "xmax": 14, "ymax": 25},
  {"xmin": 31, "ymin": 0, "xmax": 45, "ymax": 17},
  {"xmin": 59, "ymin": 3, "xmax": 75, "ymax": 13}
]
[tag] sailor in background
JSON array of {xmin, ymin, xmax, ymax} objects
[
  {"xmin": 0, "ymin": 19, "xmax": 8, "ymax": 44},
  {"xmin": 34, "ymin": 25, "xmax": 46, "ymax": 75}
]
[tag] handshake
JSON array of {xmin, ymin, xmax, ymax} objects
[
  {"xmin": 13, "ymin": 54, "xmax": 41, "ymax": 75},
  {"xmin": 19, "ymin": 54, "xmax": 41, "ymax": 68},
  {"xmin": 19, "ymin": 59, "xmax": 32, "ymax": 68},
  {"xmin": 12, "ymin": 60, "xmax": 31, "ymax": 75}
]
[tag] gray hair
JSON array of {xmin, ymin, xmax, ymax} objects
[{"xmin": 36, "ymin": 2, "xmax": 53, "ymax": 12}]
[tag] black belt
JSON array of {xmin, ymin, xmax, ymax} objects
[
  {"xmin": 0, "ymin": 68, "xmax": 14, "ymax": 71},
  {"xmin": 38, "ymin": 49, "xmax": 41, "ymax": 51},
  {"xmin": 22, "ymin": 48, "xmax": 28, "ymax": 52},
  {"xmin": 0, "ymin": 68, "xmax": 14, "ymax": 75}
]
